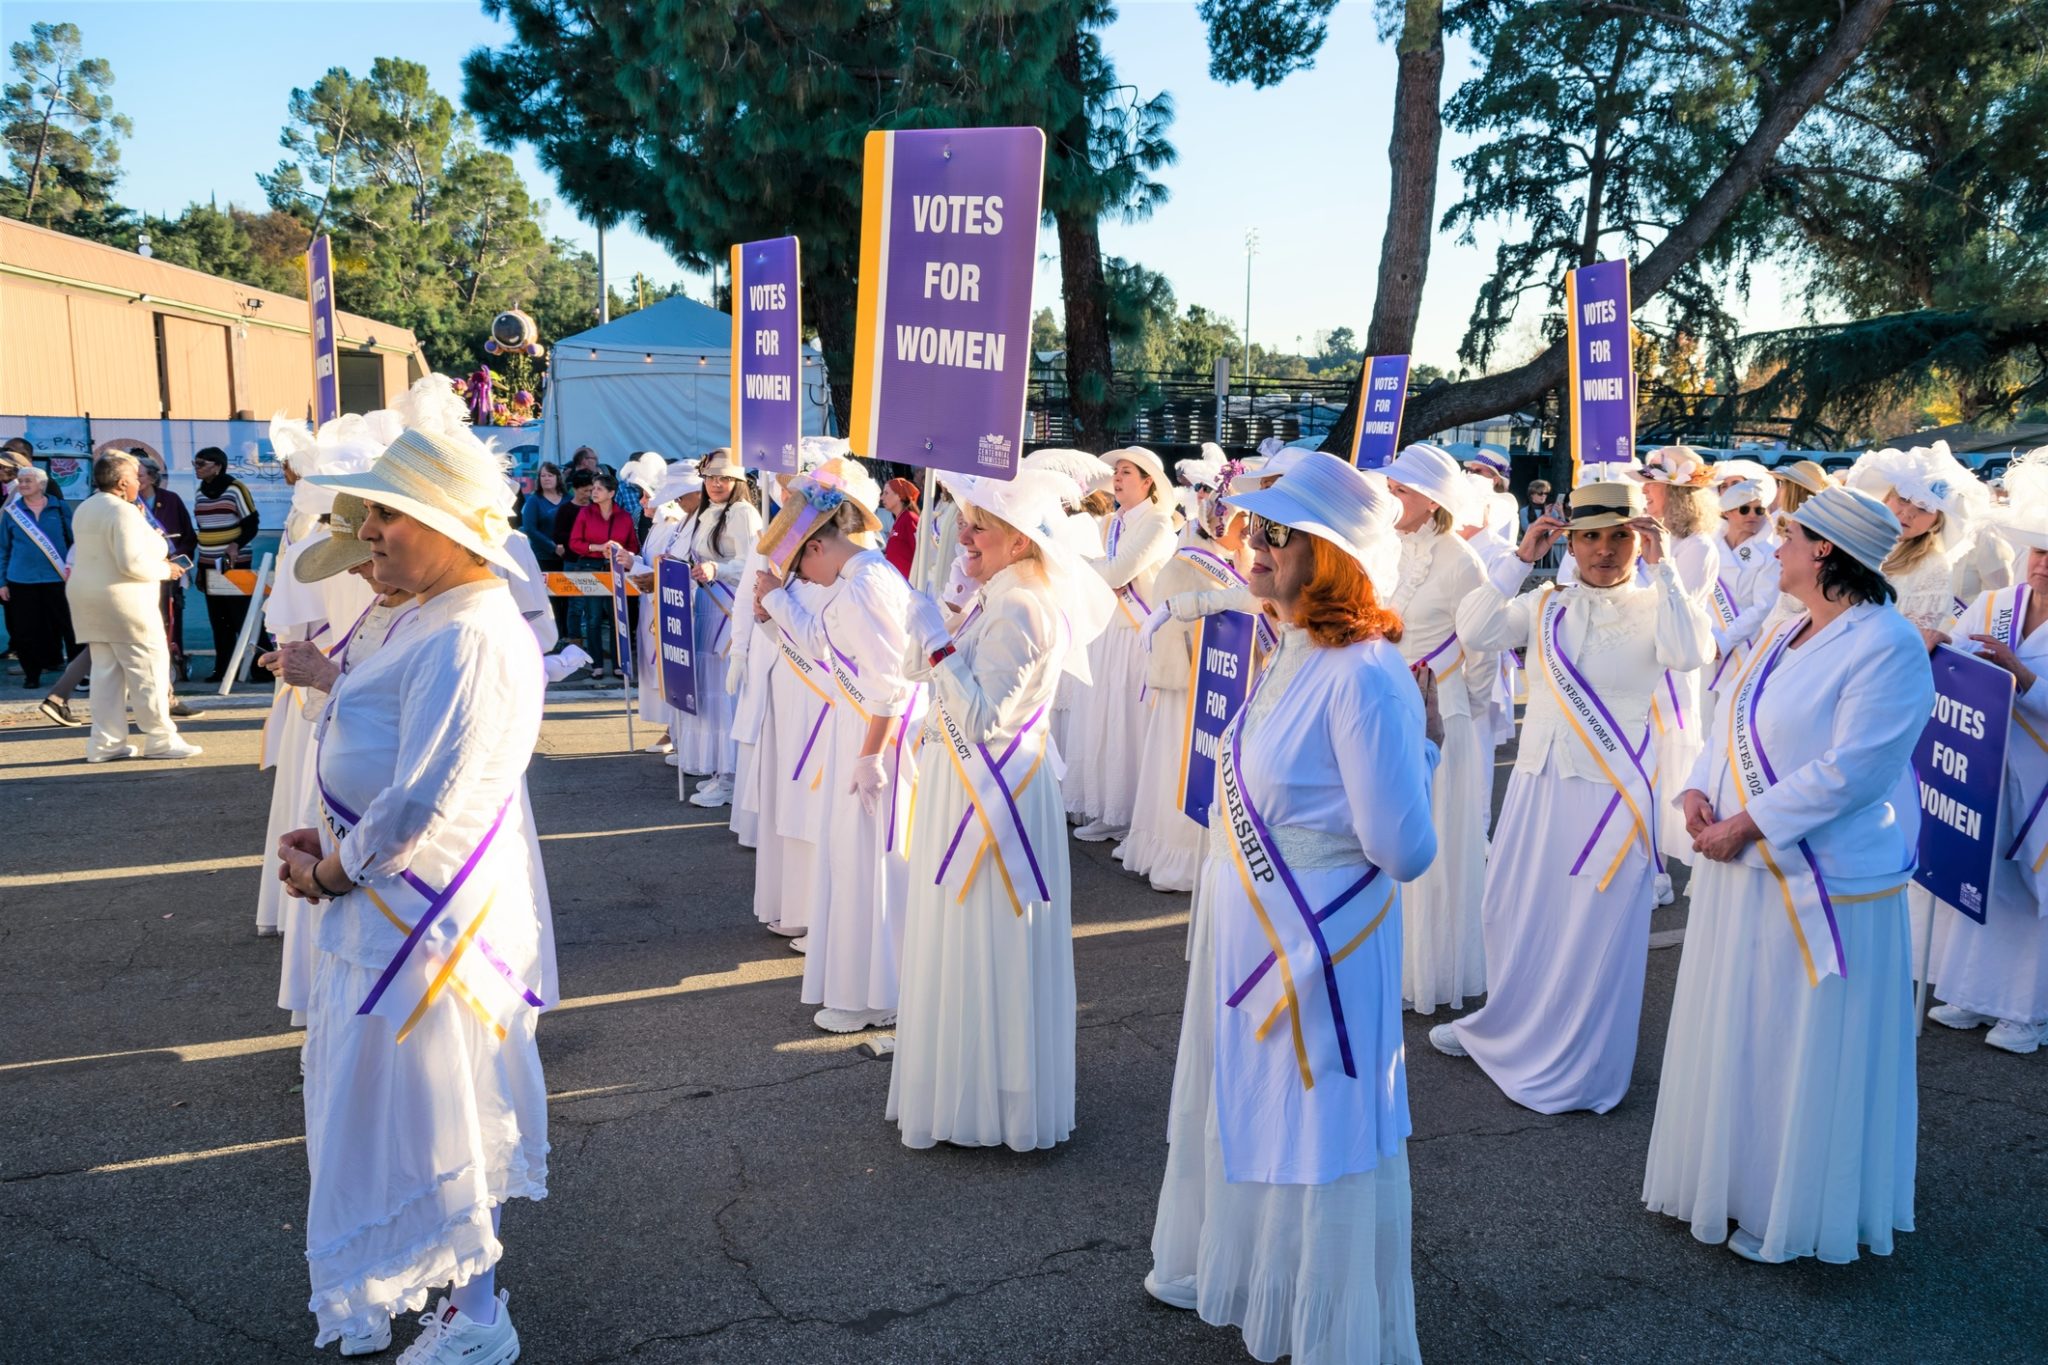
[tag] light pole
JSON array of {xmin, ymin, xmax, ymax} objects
[{"xmin": 1242, "ymin": 228, "xmax": 1258, "ymax": 383}]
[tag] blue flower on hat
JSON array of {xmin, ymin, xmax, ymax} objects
[
  {"xmin": 804, "ymin": 485, "xmax": 844, "ymax": 513},
  {"xmin": 1928, "ymin": 478, "xmax": 1951, "ymax": 501}
]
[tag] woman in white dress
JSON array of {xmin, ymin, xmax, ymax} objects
[
  {"xmin": 1145, "ymin": 452, "xmax": 1438, "ymax": 1365},
  {"xmin": 1926, "ymin": 461, "xmax": 2048, "ymax": 1055},
  {"xmin": 627, "ymin": 464, "xmax": 702, "ymax": 759},
  {"xmin": 1061, "ymin": 484, "xmax": 1117, "ymax": 821},
  {"xmin": 1119, "ymin": 460, "xmax": 1256, "ymax": 895},
  {"xmin": 1649, "ymin": 485, "xmax": 1931, "ymax": 1263},
  {"xmin": 756, "ymin": 466, "xmax": 921, "ymax": 1031},
  {"xmin": 279, "ymin": 428, "xmax": 554, "ymax": 1362},
  {"xmin": 1019, "ymin": 450, "xmax": 1115, "ymax": 775},
  {"xmin": 888, "ymin": 469, "xmax": 1113, "ymax": 1150},
  {"xmin": 1430, "ymin": 481, "xmax": 1714, "ymax": 1113},
  {"xmin": 671, "ymin": 449, "xmax": 763, "ymax": 808},
  {"xmin": 1073, "ymin": 447, "xmax": 1178, "ymax": 844},
  {"xmin": 1380, "ymin": 442, "xmax": 1493, "ymax": 1014}
]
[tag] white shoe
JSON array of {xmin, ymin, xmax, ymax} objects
[
  {"xmin": 1726, "ymin": 1228, "xmax": 1786, "ymax": 1264},
  {"xmin": 789, "ymin": 935, "xmax": 808, "ymax": 954},
  {"xmin": 1928, "ymin": 1004, "xmax": 1995, "ymax": 1031},
  {"xmin": 644, "ymin": 738, "xmax": 674, "ymax": 754},
  {"xmin": 143, "ymin": 739, "xmax": 203, "ymax": 760},
  {"xmin": 1428, "ymin": 1023, "xmax": 1468, "ymax": 1058},
  {"xmin": 688, "ymin": 777, "xmax": 732, "ymax": 808},
  {"xmin": 85, "ymin": 744, "xmax": 140, "ymax": 764},
  {"xmin": 866, "ymin": 1034, "xmax": 897, "ymax": 1056},
  {"xmin": 397, "ymin": 1292, "xmax": 518, "ymax": 1365},
  {"xmin": 1654, "ymin": 873, "xmax": 1676, "ymax": 907},
  {"xmin": 255, "ymin": 925, "xmax": 282, "ymax": 939},
  {"xmin": 814, "ymin": 1006, "xmax": 896, "ymax": 1034},
  {"xmin": 1143, "ymin": 1268, "xmax": 1197, "ymax": 1310},
  {"xmin": 339, "ymin": 1315, "xmax": 392, "ymax": 1356},
  {"xmin": 1073, "ymin": 819, "xmax": 1126, "ymax": 843},
  {"xmin": 1985, "ymin": 1019, "xmax": 2048, "ymax": 1055},
  {"xmin": 765, "ymin": 920, "xmax": 806, "ymax": 937},
  {"xmin": 663, "ymin": 752, "xmax": 681, "ymax": 767}
]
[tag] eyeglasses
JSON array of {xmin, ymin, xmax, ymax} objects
[
  {"xmin": 1734, "ymin": 504, "xmax": 1766, "ymax": 517},
  {"xmin": 1248, "ymin": 514, "xmax": 1296, "ymax": 549}
]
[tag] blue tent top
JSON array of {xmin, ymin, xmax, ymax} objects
[{"xmin": 556, "ymin": 295, "xmax": 731, "ymax": 354}]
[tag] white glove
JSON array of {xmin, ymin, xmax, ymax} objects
[
  {"xmin": 941, "ymin": 550, "xmax": 978, "ymax": 610},
  {"xmin": 724, "ymin": 649, "xmax": 743, "ymax": 696},
  {"xmin": 906, "ymin": 590, "xmax": 952, "ymax": 657},
  {"xmin": 849, "ymin": 752, "xmax": 889, "ymax": 817},
  {"xmin": 543, "ymin": 644, "xmax": 593, "ymax": 684},
  {"xmin": 1138, "ymin": 602, "xmax": 1172, "ymax": 652}
]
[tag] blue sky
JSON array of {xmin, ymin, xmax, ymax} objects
[{"xmin": 6, "ymin": 0, "xmax": 1803, "ymax": 371}]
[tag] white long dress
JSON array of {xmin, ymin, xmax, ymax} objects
[
  {"xmin": 1387, "ymin": 527, "xmax": 1492, "ymax": 1014},
  {"xmin": 303, "ymin": 579, "xmax": 551, "ymax": 1346},
  {"xmin": 1644, "ymin": 601, "xmax": 1932, "ymax": 1261},
  {"xmin": 633, "ymin": 512, "xmax": 689, "ymax": 731},
  {"xmin": 888, "ymin": 563, "xmax": 1077, "ymax": 1149},
  {"xmin": 1117, "ymin": 543, "xmax": 1251, "ymax": 894},
  {"xmin": 1932, "ymin": 589, "xmax": 2048, "ymax": 1026},
  {"xmin": 671, "ymin": 498, "xmax": 762, "ymax": 779},
  {"xmin": 1149, "ymin": 626, "xmax": 1437, "ymax": 1365},
  {"xmin": 749, "ymin": 577, "xmax": 840, "ymax": 932},
  {"xmin": 1651, "ymin": 531, "xmax": 1724, "ymax": 866},
  {"xmin": 1448, "ymin": 556, "xmax": 1714, "ymax": 1112},
  {"xmin": 1059, "ymin": 511, "xmax": 1112, "ymax": 820},
  {"xmin": 763, "ymin": 551, "xmax": 920, "ymax": 1013},
  {"xmin": 727, "ymin": 549, "xmax": 775, "ymax": 848},
  {"xmin": 1074, "ymin": 498, "xmax": 1175, "ymax": 833}
]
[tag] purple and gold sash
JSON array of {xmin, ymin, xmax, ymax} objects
[
  {"xmin": 777, "ymin": 627, "xmax": 834, "ymax": 791},
  {"xmin": 1105, "ymin": 513, "xmax": 1151, "ymax": 628},
  {"xmin": 1984, "ymin": 587, "xmax": 2048, "ymax": 881},
  {"xmin": 930, "ymin": 697, "xmax": 1051, "ymax": 915},
  {"xmin": 694, "ymin": 571, "xmax": 736, "ymax": 656},
  {"xmin": 1707, "ymin": 576, "xmax": 1747, "ymax": 691},
  {"xmin": 1533, "ymin": 588, "xmax": 1658, "ymax": 889}
]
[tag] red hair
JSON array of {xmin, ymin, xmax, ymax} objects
[
  {"xmin": 1284, "ymin": 535, "xmax": 1403, "ymax": 647},
  {"xmin": 886, "ymin": 477, "xmax": 920, "ymax": 507}
]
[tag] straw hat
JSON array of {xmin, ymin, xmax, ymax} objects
[
  {"xmin": 1103, "ymin": 445, "xmax": 1171, "ymax": 505},
  {"xmin": 754, "ymin": 464, "xmax": 883, "ymax": 577},
  {"xmin": 1629, "ymin": 444, "xmax": 1714, "ymax": 488},
  {"xmin": 1774, "ymin": 459, "xmax": 1829, "ymax": 495},
  {"xmin": 1565, "ymin": 480, "xmax": 1646, "ymax": 531},
  {"xmin": 293, "ymin": 493, "xmax": 376, "ymax": 583},
  {"xmin": 307, "ymin": 427, "xmax": 522, "ymax": 573},
  {"xmin": 1789, "ymin": 486, "xmax": 1902, "ymax": 573},
  {"xmin": 936, "ymin": 467, "xmax": 1115, "ymax": 680},
  {"xmin": 1223, "ymin": 451, "xmax": 1401, "ymax": 598},
  {"xmin": 698, "ymin": 447, "xmax": 747, "ymax": 480}
]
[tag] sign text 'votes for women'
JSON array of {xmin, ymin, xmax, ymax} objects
[
  {"xmin": 731, "ymin": 236, "xmax": 802, "ymax": 477},
  {"xmin": 850, "ymin": 126, "xmax": 1045, "ymax": 479},
  {"xmin": 657, "ymin": 557, "xmax": 698, "ymax": 716}
]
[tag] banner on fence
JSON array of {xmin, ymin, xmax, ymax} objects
[
  {"xmin": 1180, "ymin": 610, "xmax": 1257, "ymax": 826},
  {"xmin": 1349, "ymin": 354, "xmax": 1411, "ymax": 469},
  {"xmin": 657, "ymin": 557, "xmax": 698, "ymax": 715},
  {"xmin": 1913, "ymin": 645, "xmax": 2014, "ymax": 922},
  {"xmin": 849, "ymin": 126, "xmax": 1045, "ymax": 478},
  {"xmin": 1564, "ymin": 258, "xmax": 1634, "ymax": 484}
]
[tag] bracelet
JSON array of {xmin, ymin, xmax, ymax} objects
[
  {"xmin": 310, "ymin": 860, "xmax": 347, "ymax": 898},
  {"xmin": 928, "ymin": 643, "xmax": 957, "ymax": 668}
]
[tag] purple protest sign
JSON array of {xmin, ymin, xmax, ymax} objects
[
  {"xmin": 1180, "ymin": 610, "xmax": 1257, "ymax": 825},
  {"xmin": 306, "ymin": 234, "xmax": 341, "ymax": 428},
  {"xmin": 1565, "ymin": 259, "xmax": 1634, "ymax": 481},
  {"xmin": 1914, "ymin": 646, "xmax": 2014, "ymax": 922},
  {"xmin": 1349, "ymin": 354, "xmax": 1410, "ymax": 469},
  {"xmin": 610, "ymin": 549, "xmax": 634, "ymax": 675},
  {"xmin": 657, "ymin": 557, "xmax": 698, "ymax": 715},
  {"xmin": 850, "ymin": 127, "xmax": 1045, "ymax": 479},
  {"xmin": 731, "ymin": 236, "xmax": 802, "ymax": 476}
]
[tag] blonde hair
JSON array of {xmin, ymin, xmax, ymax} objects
[
  {"xmin": 1880, "ymin": 489, "xmax": 1944, "ymax": 576},
  {"xmin": 1661, "ymin": 483, "xmax": 1720, "ymax": 542},
  {"xmin": 1776, "ymin": 478, "xmax": 1815, "ymax": 515},
  {"xmin": 1078, "ymin": 489, "xmax": 1115, "ymax": 519},
  {"xmin": 1428, "ymin": 504, "xmax": 1455, "ymax": 536},
  {"xmin": 959, "ymin": 502, "xmax": 1046, "ymax": 575}
]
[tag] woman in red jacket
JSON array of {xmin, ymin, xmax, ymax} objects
[
  {"xmin": 569, "ymin": 470, "xmax": 640, "ymax": 678},
  {"xmin": 881, "ymin": 477, "xmax": 920, "ymax": 579}
]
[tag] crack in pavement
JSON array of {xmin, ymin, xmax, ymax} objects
[
  {"xmin": 1411, "ymin": 1239, "xmax": 1536, "ymax": 1362},
  {"xmin": 548, "ymin": 1054, "xmax": 881, "ymax": 1137}
]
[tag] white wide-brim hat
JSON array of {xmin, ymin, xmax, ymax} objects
[
  {"xmin": 1993, "ymin": 447, "xmax": 2048, "ymax": 550},
  {"xmin": 1246, "ymin": 444, "xmax": 1314, "ymax": 489},
  {"xmin": 622, "ymin": 451, "xmax": 667, "ymax": 493},
  {"xmin": 1719, "ymin": 479, "xmax": 1770, "ymax": 513},
  {"xmin": 308, "ymin": 427, "xmax": 524, "ymax": 575},
  {"xmin": 657, "ymin": 465, "xmax": 703, "ymax": 507},
  {"xmin": 1224, "ymin": 451, "xmax": 1400, "ymax": 598},
  {"xmin": 1021, "ymin": 447, "xmax": 1115, "ymax": 501},
  {"xmin": 937, "ymin": 467, "xmax": 1116, "ymax": 680},
  {"xmin": 1381, "ymin": 442, "xmax": 1474, "ymax": 523},
  {"xmin": 1104, "ymin": 445, "xmax": 1172, "ymax": 505},
  {"xmin": 1713, "ymin": 458, "xmax": 1777, "ymax": 488},
  {"xmin": 1789, "ymin": 485, "xmax": 1902, "ymax": 573}
]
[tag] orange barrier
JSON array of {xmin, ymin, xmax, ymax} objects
[{"xmin": 200, "ymin": 568, "xmax": 643, "ymax": 597}]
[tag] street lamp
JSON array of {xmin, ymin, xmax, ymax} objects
[{"xmin": 1242, "ymin": 228, "xmax": 1258, "ymax": 383}]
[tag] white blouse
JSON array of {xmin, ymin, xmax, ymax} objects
[
  {"xmin": 1091, "ymin": 498, "xmax": 1177, "ymax": 627},
  {"xmin": 678, "ymin": 498, "xmax": 763, "ymax": 586},
  {"xmin": 909, "ymin": 561, "xmax": 1068, "ymax": 749},
  {"xmin": 763, "ymin": 550, "xmax": 916, "ymax": 720},
  {"xmin": 1388, "ymin": 528, "xmax": 1491, "ymax": 719}
]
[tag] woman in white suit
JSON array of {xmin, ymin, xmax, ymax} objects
[{"xmin": 1648, "ymin": 485, "xmax": 1932, "ymax": 1263}]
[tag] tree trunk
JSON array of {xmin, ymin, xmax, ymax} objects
[
  {"xmin": 1056, "ymin": 207, "xmax": 1115, "ymax": 453},
  {"xmin": 1399, "ymin": 0, "xmax": 1896, "ymax": 445},
  {"xmin": 1321, "ymin": 0, "xmax": 1443, "ymax": 456},
  {"xmin": 24, "ymin": 91, "xmax": 59, "ymax": 220}
]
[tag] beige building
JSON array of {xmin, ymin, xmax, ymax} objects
[{"xmin": 1, "ymin": 218, "xmax": 426, "ymax": 422}]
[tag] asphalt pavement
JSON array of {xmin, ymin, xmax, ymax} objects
[{"xmin": 0, "ymin": 697, "xmax": 2041, "ymax": 1363}]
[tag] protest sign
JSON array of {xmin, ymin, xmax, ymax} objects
[
  {"xmin": 1565, "ymin": 258, "xmax": 1633, "ymax": 482},
  {"xmin": 657, "ymin": 557, "xmax": 698, "ymax": 716},
  {"xmin": 731, "ymin": 235, "xmax": 803, "ymax": 476},
  {"xmin": 1180, "ymin": 610, "xmax": 1257, "ymax": 825},
  {"xmin": 849, "ymin": 126, "xmax": 1045, "ymax": 478},
  {"xmin": 307, "ymin": 235, "xmax": 341, "ymax": 428},
  {"xmin": 1349, "ymin": 354, "xmax": 1410, "ymax": 469},
  {"xmin": 1913, "ymin": 645, "xmax": 2013, "ymax": 922},
  {"xmin": 610, "ymin": 548, "xmax": 633, "ymax": 675}
]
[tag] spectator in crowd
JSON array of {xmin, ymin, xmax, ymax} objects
[
  {"xmin": 191, "ymin": 446, "xmax": 259, "ymax": 683},
  {"xmin": 0, "ymin": 465, "xmax": 77, "ymax": 691},
  {"xmin": 881, "ymin": 477, "xmax": 921, "ymax": 579},
  {"xmin": 521, "ymin": 460, "xmax": 571, "ymax": 644},
  {"xmin": 65, "ymin": 452, "xmax": 199, "ymax": 761},
  {"xmin": 1520, "ymin": 479, "xmax": 1564, "ymax": 571},
  {"xmin": 0, "ymin": 447, "xmax": 29, "ymax": 503},
  {"xmin": 553, "ymin": 469, "xmax": 596, "ymax": 657},
  {"xmin": 569, "ymin": 468, "xmax": 639, "ymax": 678},
  {"xmin": 135, "ymin": 453, "xmax": 199, "ymax": 681},
  {"xmin": 615, "ymin": 450, "xmax": 652, "ymax": 527}
]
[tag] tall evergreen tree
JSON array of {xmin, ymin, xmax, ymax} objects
[{"xmin": 1, "ymin": 21, "xmax": 130, "ymax": 225}]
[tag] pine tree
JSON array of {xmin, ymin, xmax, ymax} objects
[{"xmin": 1, "ymin": 21, "xmax": 130, "ymax": 224}]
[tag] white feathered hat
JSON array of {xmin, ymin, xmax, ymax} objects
[
  {"xmin": 1995, "ymin": 446, "xmax": 2048, "ymax": 551},
  {"xmin": 1845, "ymin": 441, "xmax": 1987, "ymax": 552}
]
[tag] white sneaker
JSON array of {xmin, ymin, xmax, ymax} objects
[
  {"xmin": 1143, "ymin": 1268, "xmax": 1197, "ymax": 1310},
  {"xmin": 339, "ymin": 1315, "xmax": 392, "ymax": 1356},
  {"xmin": 86, "ymin": 744, "xmax": 140, "ymax": 764},
  {"xmin": 1928, "ymin": 1004, "xmax": 1995, "ymax": 1031},
  {"xmin": 789, "ymin": 935, "xmax": 808, "ymax": 954},
  {"xmin": 397, "ymin": 1292, "xmax": 518, "ymax": 1365},
  {"xmin": 814, "ymin": 1006, "xmax": 896, "ymax": 1034},
  {"xmin": 1428, "ymin": 1023, "xmax": 1468, "ymax": 1058},
  {"xmin": 144, "ymin": 740, "xmax": 203, "ymax": 760},
  {"xmin": 255, "ymin": 924, "xmax": 282, "ymax": 939},
  {"xmin": 1726, "ymin": 1227, "xmax": 1793, "ymax": 1264},
  {"xmin": 688, "ymin": 777, "xmax": 732, "ymax": 808},
  {"xmin": 1986, "ymin": 1019, "xmax": 2048, "ymax": 1055},
  {"xmin": 1654, "ymin": 873, "xmax": 1676, "ymax": 907},
  {"xmin": 663, "ymin": 752, "xmax": 681, "ymax": 767},
  {"xmin": 1073, "ymin": 819, "xmax": 1126, "ymax": 843},
  {"xmin": 644, "ymin": 738, "xmax": 673, "ymax": 754},
  {"xmin": 765, "ymin": 920, "xmax": 806, "ymax": 937}
]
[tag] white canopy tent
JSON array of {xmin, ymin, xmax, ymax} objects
[{"xmin": 537, "ymin": 296, "xmax": 833, "ymax": 462}]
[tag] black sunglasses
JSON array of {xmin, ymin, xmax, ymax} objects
[
  {"xmin": 1733, "ymin": 503, "xmax": 1767, "ymax": 517},
  {"xmin": 1248, "ymin": 514, "xmax": 1297, "ymax": 549}
]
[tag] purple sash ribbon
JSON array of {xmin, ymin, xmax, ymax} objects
[
  {"xmin": 1742, "ymin": 625, "xmax": 1846, "ymax": 977},
  {"xmin": 1545, "ymin": 596, "xmax": 1661, "ymax": 868},
  {"xmin": 932, "ymin": 704, "xmax": 1048, "ymax": 897}
]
